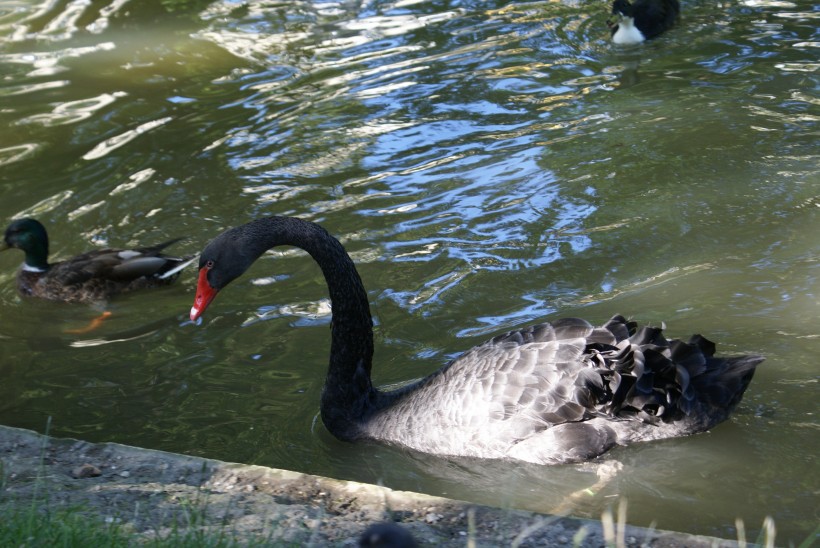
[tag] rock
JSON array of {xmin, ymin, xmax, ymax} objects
[
  {"xmin": 0, "ymin": 425, "xmax": 746, "ymax": 548},
  {"xmin": 424, "ymin": 512, "xmax": 442, "ymax": 524},
  {"xmin": 71, "ymin": 463, "xmax": 101, "ymax": 478}
]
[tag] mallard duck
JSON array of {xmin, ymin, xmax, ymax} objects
[
  {"xmin": 1, "ymin": 218, "xmax": 193, "ymax": 303},
  {"xmin": 608, "ymin": 0, "xmax": 680, "ymax": 45},
  {"xmin": 188, "ymin": 217, "xmax": 763, "ymax": 465}
]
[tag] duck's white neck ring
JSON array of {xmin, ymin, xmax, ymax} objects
[{"xmin": 22, "ymin": 263, "xmax": 47, "ymax": 273}]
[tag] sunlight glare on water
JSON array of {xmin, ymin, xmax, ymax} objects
[{"xmin": 0, "ymin": 0, "xmax": 817, "ymax": 543}]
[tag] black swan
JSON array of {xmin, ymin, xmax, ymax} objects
[
  {"xmin": 609, "ymin": 0, "xmax": 680, "ymax": 45},
  {"xmin": 1, "ymin": 218, "xmax": 193, "ymax": 303},
  {"xmin": 189, "ymin": 217, "xmax": 763, "ymax": 465}
]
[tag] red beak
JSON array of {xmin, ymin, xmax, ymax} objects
[{"xmin": 190, "ymin": 267, "xmax": 218, "ymax": 321}]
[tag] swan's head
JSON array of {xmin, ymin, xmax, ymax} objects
[{"xmin": 190, "ymin": 224, "xmax": 262, "ymax": 321}]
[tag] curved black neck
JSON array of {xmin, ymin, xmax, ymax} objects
[{"xmin": 242, "ymin": 218, "xmax": 376, "ymax": 437}]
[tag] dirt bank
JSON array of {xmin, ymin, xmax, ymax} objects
[{"xmin": 0, "ymin": 425, "xmax": 740, "ymax": 546}]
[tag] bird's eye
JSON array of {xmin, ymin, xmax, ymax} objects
[{"xmin": 205, "ymin": 260, "xmax": 215, "ymax": 269}]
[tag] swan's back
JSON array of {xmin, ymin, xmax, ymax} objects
[
  {"xmin": 633, "ymin": 0, "xmax": 680, "ymax": 39},
  {"xmin": 362, "ymin": 315, "xmax": 762, "ymax": 464}
]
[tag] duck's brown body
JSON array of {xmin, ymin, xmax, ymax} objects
[
  {"xmin": 16, "ymin": 243, "xmax": 188, "ymax": 302},
  {"xmin": 2, "ymin": 218, "xmax": 192, "ymax": 303}
]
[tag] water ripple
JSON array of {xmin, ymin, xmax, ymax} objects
[
  {"xmin": 0, "ymin": 43, "xmax": 116, "ymax": 76},
  {"xmin": 82, "ymin": 116, "xmax": 173, "ymax": 160},
  {"xmin": 0, "ymin": 143, "xmax": 40, "ymax": 167},
  {"xmin": 17, "ymin": 92, "xmax": 127, "ymax": 126}
]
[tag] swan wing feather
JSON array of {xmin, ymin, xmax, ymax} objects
[{"xmin": 368, "ymin": 314, "xmax": 761, "ymax": 463}]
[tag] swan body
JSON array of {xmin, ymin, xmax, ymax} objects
[
  {"xmin": 191, "ymin": 217, "xmax": 763, "ymax": 465},
  {"xmin": 1, "ymin": 218, "xmax": 193, "ymax": 303},
  {"xmin": 609, "ymin": 0, "xmax": 680, "ymax": 44}
]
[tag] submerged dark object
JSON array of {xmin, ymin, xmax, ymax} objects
[{"xmin": 358, "ymin": 522, "xmax": 418, "ymax": 548}]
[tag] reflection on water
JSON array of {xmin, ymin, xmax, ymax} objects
[{"xmin": 0, "ymin": 0, "xmax": 817, "ymax": 543}]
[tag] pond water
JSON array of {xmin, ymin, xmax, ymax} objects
[{"xmin": 0, "ymin": 0, "xmax": 817, "ymax": 543}]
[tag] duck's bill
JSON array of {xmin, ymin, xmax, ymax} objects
[{"xmin": 190, "ymin": 267, "xmax": 218, "ymax": 321}]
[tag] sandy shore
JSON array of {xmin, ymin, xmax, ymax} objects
[{"xmin": 0, "ymin": 425, "xmax": 741, "ymax": 546}]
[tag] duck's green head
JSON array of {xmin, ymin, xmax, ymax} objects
[{"xmin": 2, "ymin": 218, "xmax": 50, "ymax": 270}]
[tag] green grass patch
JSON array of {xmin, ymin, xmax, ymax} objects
[{"xmin": 0, "ymin": 503, "xmax": 131, "ymax": 547}]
